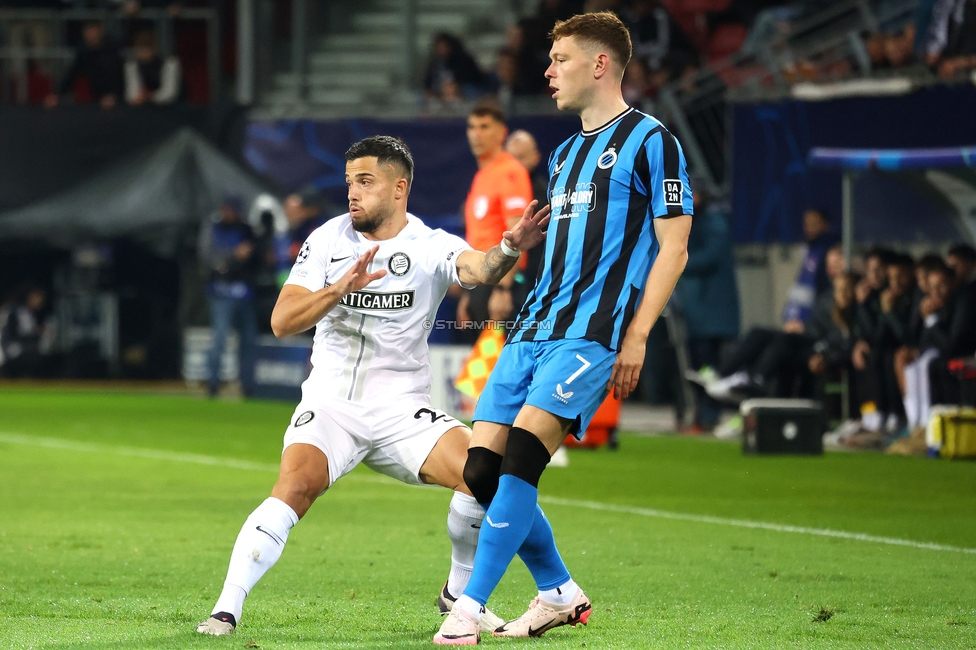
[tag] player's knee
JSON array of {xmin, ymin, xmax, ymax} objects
[
  {"xmin": 463, "ymin": 447, "xmax": 503, "ymax": 506},
  {"xmin": 499, "ymin": 427, "xmax": 551, "ymax": 488}
]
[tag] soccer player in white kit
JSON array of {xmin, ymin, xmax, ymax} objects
[{"xmin": 196, "ymin": 136, "xmax": 550, "ymax": 636}]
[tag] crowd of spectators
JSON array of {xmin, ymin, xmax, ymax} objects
[
  {"xmin": 686, "ymin": 208, "xmax": 976, "ymax": 450},
  {"xmin": 423, "ymin": 0, "xmax": 976, "ymax": 112},
  {"xmin": 0, "ymin": 0, "xmax": 217, "ymax": 106},
  {"xmin": 866, "ymin": 0, "xmax": 976, "ymax": 80}
]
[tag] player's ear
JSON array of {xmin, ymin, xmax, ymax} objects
[
  {"xmin": 394, "ymin": 177, "xmax": 409, "ymax": 200},
  {"xmin": 593, "ymin": 52, "xmax": 610, "ymax": 80}
]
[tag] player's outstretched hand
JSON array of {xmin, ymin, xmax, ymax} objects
[
  {"xmin": 504, "ymin": 200, "xmax": 550, "ymax": 252},
  {"xmin": 335, "ymin": 245, "xmax": 387, "ymax": 296},
  {"xmin": 608, "ymin": 332, "xmax": 646, "ymax": 400}
]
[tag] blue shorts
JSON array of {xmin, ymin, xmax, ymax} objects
[{"xmin": 473, "ymin": 339, "xmax": 616, "ymax": 438}]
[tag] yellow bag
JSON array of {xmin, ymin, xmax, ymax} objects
[
  {"xmin": 454, "ymin": 326, "xmax": 506, "ymax": 400},
  {"xmin": 926, "ymin": 407, "xmax": 976, "ymax": 459}
]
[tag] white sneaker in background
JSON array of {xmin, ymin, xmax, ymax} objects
[
  {"xmin": 705, "ymin": 371, "xmax": 751, "ymax": 402},
  {"xmin": 550, "ymin": 445, "xmax": 570, "ymax": 467},
  {"xmin": 714, "ymin": 414, "xmax": 743, "ymax": 440}
]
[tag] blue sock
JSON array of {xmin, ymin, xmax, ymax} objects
[
  {"xmin": 464, "ymin": 474, "xmax": 538, "ymax": 606},
  {"xmin": 519, "ymin": 506, "xmax": 571, "ymax": 591}
]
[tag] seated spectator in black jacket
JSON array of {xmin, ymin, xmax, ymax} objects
[
  {"xmin": 45, "ymin": 20, "xmax": 123, "ymax": 109},
  {"xmin": 947, "ymin": 243, "xmax": 976, "ymax": 290},
  {"xmin": 125, "ymin": 30, "xmax": 181, "ymax": 105},
  {"xmin": 853, "ymin": 253, "xmax": 916, "ymax": 432},
  {"xmin": 807, "ymin": 271, "xmax": 860, "ymax": 381},
  {"xmin": 898, "ymin": 262, "xmax": 976, "ymax": 429}
]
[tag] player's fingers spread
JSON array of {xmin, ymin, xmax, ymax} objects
[
  {"xmin": 538, "ymin": 214, "xmax": 551, "ymax": 229},
  {"xmin": 523, "ymin": 199, "xmax": 538, "ymax": 219},
  {"xmin": 535, "ymin": 204, "xmax": 551, "ymax": 221}
]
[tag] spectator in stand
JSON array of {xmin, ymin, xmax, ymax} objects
[
  {"xmin": 125, "ymin": 30, "xmax": 181, "ymax": 105},
  {"xmin": 676, "ymin": 185, "xmax": 740, "ymax": 433},
  {"xmin": 925, "ymin": 0, "xmax": 976, "ymax": 78},
  {"xmin": 3, "ymin": 0, "xmax": 59, "ymax": 104},
  {"xmin": 782, "ymin": 208, "xmax": 842, "ymax": 331},
  {"xmin": 423, "ymin": 32, "xmax": 485, "ymax": 101},
  {"xmin": 199, "ymin": 195, "xmax": 258, "ymax": 398},
  {"xmin": 852, "ymin": 252, "xmax": 916, "ymax": 435},
  {"xmin": 0, "ymin": 285, "xmax": 54, "ymax": 378},
  {"xmin": 947, "ymin": 243, "xmax": 976, "ymax": 289},
  {"xmin": 457, "ymin": 103, "xmax": 533, "ymax": 343},
  {"xmin": 898, "ymin": 261, "xmax": 976, "ymax": 430},
  {"xmin": 623, "ymin": 0, "xmax": 697, "ymax": 71},
  {"xmin": 504, "ymin": 129, "xmax": 547, "ymax": 287},
  {"xmin": 283, "ymin": 187, "xmax": 328, "ymax": 267},
  {"xmin": 487, "ymin": 48, "xmax": 519, "ymax": 110},
  {"xmin": 45, "ymin": 20, "xmax": 123, "ymax": 109},
  {"xmin": 807, "ymin": 271, "xmax": 860, "ymax": 383},
  {"xmin": 622, "ymin": 58, "xmax": 651, "ymax": 107},
  {"xmin": 852, "ymin": 247, "xmax": 895, "ymax": 353}
]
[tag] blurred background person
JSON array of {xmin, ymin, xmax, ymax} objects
[
  {"xmin": 0, "ymin": 285, "xmax": 56, "ymax": 378},
  {"xmin": 457, "ymin": 103, "xmax": 532, "ymax": 343},
  {"xmin": 504, "ymin": 128, "xmax": 547, "ymax": 288},
  {"xmin": 675, "ymin": 184, "xmax": 739, "ymax": 433},
  {"xmin": 45, "ymin": 20, "xmax": 123, "ymax": 109},
  {"xmin": 283, "ymin": 186, "xmax": 328, "ymax": 268},
  {"xmin": 198, "ymin": 195, "xmax": 258, "ymax": 398},
  {"xmin": 423, "ymin": 32, "xmax": 485, "ymax": 102},
  {"xmin": 124, "ymin": 30, "xmax": 182, "ymax": 106}
]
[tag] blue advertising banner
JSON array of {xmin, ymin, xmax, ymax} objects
[{"xmin": 244, "ymin": 114, "xmax": 580, "ymax": 237}]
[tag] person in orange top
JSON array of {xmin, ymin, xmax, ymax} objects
[{"xmin": 458, "ymin": 103, "xmax": 534, "ymax": 341}]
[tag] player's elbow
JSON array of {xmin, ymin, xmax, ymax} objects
[{"xmin": 270, "ymin": 310, "xmax": 292, "ymax": 338}]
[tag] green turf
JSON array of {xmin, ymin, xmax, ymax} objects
[{"xmin": 1, "ymin": 388, "xmax": 975, "ymax": 649}]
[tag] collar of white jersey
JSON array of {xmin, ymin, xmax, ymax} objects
[{"xmin": 351, "ymin": 212, "xmax": 423, "ymax": 243}]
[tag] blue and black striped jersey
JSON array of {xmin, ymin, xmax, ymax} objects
[{"xmin": 511, "ymin": 107, "xmax": 694, "ymax": 351}]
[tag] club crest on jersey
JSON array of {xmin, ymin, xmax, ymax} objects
[
  {"xmin": 551, "ymin": 182, "xmax": 597, "ymax": 219},
  {"xmin": 663, "ymin": 179, "xmax": 684, "ymax": 206},
  {"xmin": 296, "ymin": 241, "xmax": 311, "ymax": 265},
  {"xmin": 295, "ymin": 411, "xmax": 314, "ymax": 427},
  {"xmin": 597, "ymin": 146, "xmax": 617, "ymax": 169},
  {"xmin": 388, "ymin": 252, "xmax": 411, "ymax": 276}
]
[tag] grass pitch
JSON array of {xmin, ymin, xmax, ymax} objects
[{"xmin": 1, "ymin": 388, "xmax": 975, "ymax": 649}]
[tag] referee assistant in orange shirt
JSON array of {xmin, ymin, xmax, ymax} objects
[{"xmin": 457, "ymin": 103, "xmax": 534, "ymax": 343}]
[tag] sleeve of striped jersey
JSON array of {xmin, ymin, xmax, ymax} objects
[
  {"xmin": 498, "ymin": 167, "xmax": 533, "ymax": 220},
  {"xmin": 284, "ymin": 230, "xmax": 329, "ymax": 292},
  {"xmin": 642, "ymin": 129, "xmax": 694, "ymax": 219},
  {"xmin": 437, "ymin": 231, "xmax": 477, "ymax": 290}
]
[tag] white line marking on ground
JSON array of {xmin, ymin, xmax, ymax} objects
[{"xmin": 3, "ymin": 432, "xmax": 974, "ymax": 555}]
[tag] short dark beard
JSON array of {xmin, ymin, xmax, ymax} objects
[{"xmin": 351, "ymin": 209, "xmax": 389, "ymax": 234}]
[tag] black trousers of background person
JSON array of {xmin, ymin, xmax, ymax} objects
[
  {"xmin": 854, "ymin": 349, "xmax": 904, "ymax": 418},
  {"xmin": 688, "ymin": 336, "xmax": 724, "ymax": 429},
  {"xmin": 719, "ymin": 327, "xmax": 813, "ymax": 397}
]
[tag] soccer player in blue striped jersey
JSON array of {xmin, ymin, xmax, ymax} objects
[{"xmin": 436, "ymin": 11, "xmax": 693, "ymax": 645}]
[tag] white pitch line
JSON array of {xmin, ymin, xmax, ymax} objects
[{"xmin": 3, "ymin": 431, "xmax": 975, "ymax": 556}]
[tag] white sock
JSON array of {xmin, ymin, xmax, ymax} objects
[
  {"xmin": 539, "ymin": 578, "xmax": 578, "ymax": 606},
  {"xmin": 446, "ymin": 492, "xmax": 484, "ymax": 599},
  {"xmin": 456, "ymin": 594, "xmax": 484, "ymax": 621},
  {"xmin": 212, "ymin": 497, "xmax": 299, "ymax": 623}
]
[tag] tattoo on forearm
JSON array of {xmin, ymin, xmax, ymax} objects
[{"xmin": 480, "ymin": 246, "xmax": 517, "ymax": 284}]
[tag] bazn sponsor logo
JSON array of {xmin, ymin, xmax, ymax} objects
[
  {"xmin": 339, "ymin": 288, "xmax": 415, "ymax": 311},
  {"xmin": 551, "ymin": 182, "xmax": 597, "ymax": 219}
]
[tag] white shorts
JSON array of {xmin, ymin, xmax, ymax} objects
[{"xmin": 282, "ymin": 398, "xmax": 467, "ymax": 487}]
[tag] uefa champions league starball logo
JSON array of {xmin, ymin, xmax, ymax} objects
[{"xmin": 296, "ymin": 241, "xmax": 311, "ymax": 265}]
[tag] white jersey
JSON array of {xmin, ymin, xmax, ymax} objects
[{"xmin": 284, "ymin": 213, "xmax": 473, "ymax": 403}]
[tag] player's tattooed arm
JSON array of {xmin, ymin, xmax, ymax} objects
[
  {"xmin": 455, "ymin": 200, "xmax": 551, "ymax": 286},
  {"xmin": 271, "ymin": 245, "xmax": 386, "ymax": 337},
  {"xmin": 455, "ymin": 247, "xmax": 518, "ymax": 286}
]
